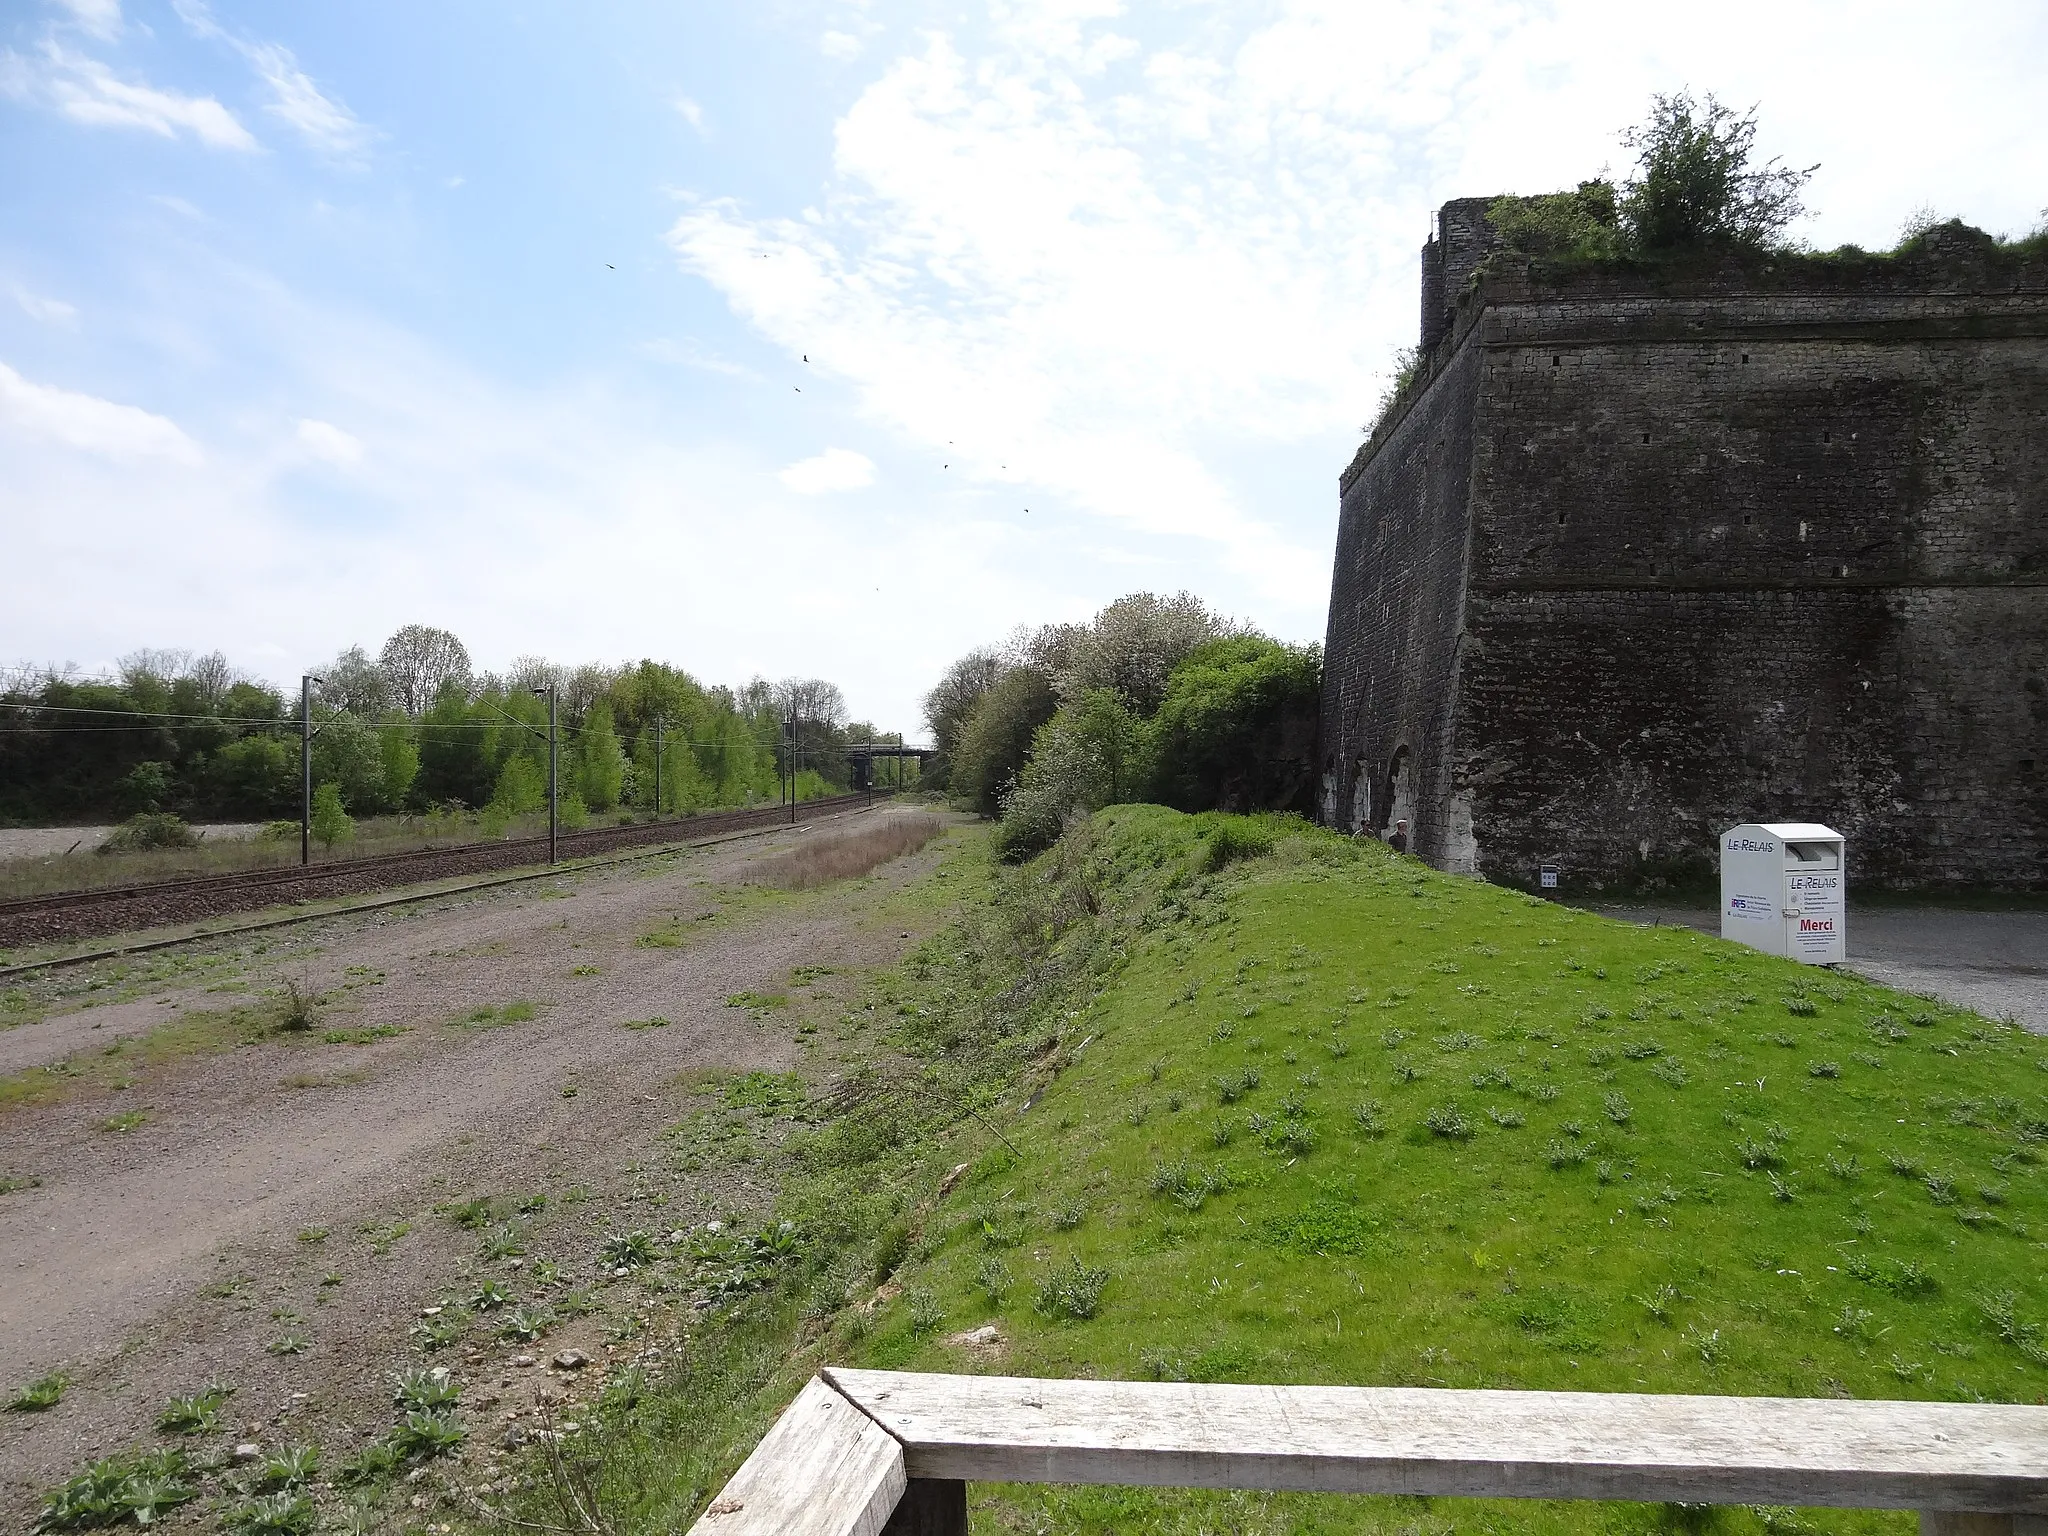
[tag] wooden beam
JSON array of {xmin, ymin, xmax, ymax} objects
[
  {"xmin": 687, "ymin": 1377, "xmax": 907, "ymax": 1536},
  {"xmin": 825, "ymin": 1370, "xmax": 2048, "ymax": 1516}
]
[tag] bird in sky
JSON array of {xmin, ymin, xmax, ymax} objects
[{"xmin": 606, "ymin": 263, "xmax": 615, "ymax": 269}]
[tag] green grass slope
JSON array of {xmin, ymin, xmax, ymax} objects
[{"xmin": 858, "ymin": 807, "xmax": 2048, "ymax": 1535}]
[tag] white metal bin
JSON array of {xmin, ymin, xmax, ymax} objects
[{"xmin": 1719, "ymin": 822, "xmax": 1846, "ymax": 964}]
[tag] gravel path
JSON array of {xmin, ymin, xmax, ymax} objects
[{"xmin": 0, "ymin": 811, "xmax": 961, "ymax": 1520}]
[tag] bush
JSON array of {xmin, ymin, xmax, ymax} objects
[
  {"xmin": 1618, "ymin": 91, "xmax": 1813, "ymax": 252},
  {"xmin": 1151, "ymin": 637, "xmax": 1320, "ymax": 814},
  {"xmin": 99, "ymin": 812, "xmax": 197, "ymax": 854},
  {"xmin": 1200, "ymin": 816, "xmax": 1276, "ymax": 872},
  {"xmin": 995, "ymin": 690, "xmax": 1149, "ymax": 861},
  {"xmin": 309, "ymin": 783, "xmax": 353, "ymax": 851}
]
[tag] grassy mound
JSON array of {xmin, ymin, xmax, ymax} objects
[{"xmin": 855, "ymin": 807, "xmax": 2048, "ymax": 1534}]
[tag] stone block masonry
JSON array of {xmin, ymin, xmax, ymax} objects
[{"xmin": 1321, "ymin": 207, "xmax": 2048, "ymax": 889}]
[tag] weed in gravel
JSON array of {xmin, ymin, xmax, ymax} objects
[
  {"xmin": 9, "ymin": 1370, "xmax": 67, "ymax": 1411},
  {"xmin": 394, "ymin": 1367, "xmax": 461, "ymax": 1415},
  {"xmin": 601, "ymin": 1230, "xmax": 657, "ymax": 1269},
  {"xmin": 252, "ymin": 1444, "xmax": 320, "ymax": 1490},
  {"xmin": 623, "ymin": 1016, "xmax": 671, "ymax": 1030},
  {"xmin": 442, "ymin": 1197, "xmax": 491, "ymax": 1229},
  {"xmin": 410, "ymin": 1306, "xmax": 471, "ymax": 1350},
  {"xmin": 468, "ymin": 1279, "xmax": 514, "ymax": 1311},
  {"xmin": 295, "ymin": 1225, "xmax": 328, "ymax": 1244},
  {"xmin": 35, "ymin": 1448, "xmax": 193, "ymax": 1532},
  {"xmin": 100, "ymin": 1111, "xmax": 149, "ymax": 1134},
  {"xmin": 497, "ymin": 1305, "xmax": 556, "ymax": 1343},
  {"xmin": 155, "ymin": 1382, "xmax": 233, "ymax": 1434},
  {"xmin": 266, "ymin": 1332, "xmax": 310, "ymax": 1357},
  {"xmin": 228, "ymin": 1492, "xmax": 315, "ymax": 1536},
  {"xmin": 276, "ymin": 981, "xmax": 317, "ymax": 1033},
  {"xmin": 390, "ymin": 1410, "xmax": 466, "ymax": 1458},
  {"xmin": 480, "ymin": 1223, "xmax": 528, "ymax": 1260}
]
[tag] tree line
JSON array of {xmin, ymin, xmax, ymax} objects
[
  {"xmin": 0, "ymin": 626, "xmax": 903, "ymax": 828},
  {"xmin": 921, "ymin": 592, "xmax": 1320, "ymax": 858}
]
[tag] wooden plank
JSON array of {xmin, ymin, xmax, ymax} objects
[
  {"xmin": 689, "ymin": 1377, "xmax": 907, "ymax": 1536},
  {"xmin": 826, "ymin": 1369, "xmax": 2048, "ymax": 1515}
]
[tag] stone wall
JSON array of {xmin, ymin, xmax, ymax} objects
[{"xmin": 1323, "ymin": 224, "xmax": 2048, "ymax": 889}]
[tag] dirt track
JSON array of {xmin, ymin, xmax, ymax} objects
[{"xmin": 0, "ymin": 810, "xmax": 957, "ymax": 1522}]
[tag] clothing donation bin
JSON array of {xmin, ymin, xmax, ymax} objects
[{"xmin": 1719, "ymin": 823, "xmax": 1846, "ymax": 965}]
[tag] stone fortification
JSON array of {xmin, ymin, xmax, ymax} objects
[{"xmin": 1321, "ymin": 204, "xmax": 2048, "ymax": 889}]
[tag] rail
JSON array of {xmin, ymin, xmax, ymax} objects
[
  {"xmin": 0, "ymin": 792, "xmax": 883, "ymax": 916},
  {"xmin": 689, "ymin": 1370, "xmax": 2048, "ymax": 1536}
]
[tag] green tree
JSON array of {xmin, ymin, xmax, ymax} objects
[
  {"xmin": 1150, "ymin": 637, "xmax": 1321, "ymax": 814},
  {"xmin": 575, "ymin": 701, "xmax": 626, "ymax": 811},
  {"xmin": 309, "ymin": 781, "xmax": 354, "ymax": 851},
  {"xmin": 311, "ymin": 715, "xmax": 389, "ymax": 813},
  {"xmin": 491, "ymin": 753, "xmax": 547, "ymax": 815},
  {"xmin": 379, "ymin": 724, "xmax": 420, "ymax": 809},
  {"xmin": 951, "ymin": 666, "xmax": 1058, "ymax": 816},
  {"xmin": 921, "ymin": 646, "xmax": 1001, "ymax": 789},
  {"xmin": 208, "ymin": 735, "xmax": 296, "ymax": 815},
  {"xmin": 121, "ymin": 760, "xmax": 172, "ymax": 813},
  {"xmin": 1618, "ymin": 92, "xmax": 1814, "ymax": 252},
  {"xmin": 994, "ymin": 690, "xmax": 1151, "ymax": 861}
]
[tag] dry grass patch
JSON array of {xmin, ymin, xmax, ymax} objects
[{"xmin": 750, "ymin": 812, "xmax": 945, "ymax": 890}]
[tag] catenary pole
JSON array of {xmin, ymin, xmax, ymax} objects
[
  {"xmin": 548, "ymin": 687, "xmax": 559, "ymax": 865},
  {"xmin": 300, "ymin": 675, "xmax": 312, "ymax": 866}
]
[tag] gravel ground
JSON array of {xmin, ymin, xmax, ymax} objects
[
  {"xmin": 1593, "ymin": 901, "xmax": 2048, "ymax": 1034},
  {"xmin": 0, "ymin": 810, "xmax": 964, "ymax": 1523}
]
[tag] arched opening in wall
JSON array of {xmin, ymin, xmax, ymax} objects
[{"xmin": 1381, "ymin": 746, "xmax": 1416, "ymax": 848}]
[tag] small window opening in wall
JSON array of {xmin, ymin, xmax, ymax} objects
[
  {"xmin": 1557, "ymin": 512, "xmax": 1567, "ymax": 525},
  {"xmin": 1741, "ymin": 352, "xmax": 1750, "ymax": 363},
  {"xmin": 2022, "ymin": 759, "xmax": 2037, "ymax": 774},
  {"xmin": 1641, "ymin": 432, "xmax": 1651, "ymax": 444},
  {"xmin": 1552, "ymin": 355, "xmax": 1561, "ymax": 367},
  {"xmin": 1822, "ymin": 431, "xmax": 1831, "ymax": 443},
  {"xmin": 1743, "ymin": 514, "xmax": 1753, "ymax": 526}
]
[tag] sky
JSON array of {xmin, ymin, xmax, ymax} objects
[{"xmin": 3, "ymin": 0, "xmax": 2044, "ymax": 734}]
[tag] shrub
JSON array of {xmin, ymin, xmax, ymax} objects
[
  {"xmin": 1618, "ymin": 91, "xmax": 1814, "ymax": 252},
  {"xmin": 308, "ymin": 783, "xmax": 353, "ymax": 851},
  {"xmin": 1033, "ymin": 1257, "xmax": 1109, "ymax": 1320},
  {"xmin": 99, "ymin": 812, "xmax": 197, "ymax": 854},
  {"xmin": 1424, "ymin": 1103, "xmax": 1475, "ymax": 1141},
  {"xmin": 1149, "ymin": 638, "xmax": 1320, "ymax": 815}
]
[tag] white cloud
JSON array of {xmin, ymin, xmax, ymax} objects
[
  {"xmin": 172, "ymin": 0, "xmax": 372, "ymax": 159},
  {"xmin": 0, "ymin": 361, "xmax": 202, "ymax": 464},
  {"xmin": 52, "ymin": 0, "xmax": 121, "ymax": 41},
  {"xmin": 820, "ymin": 31, "xmax": 863, "ymax": 62},
  {"xmin": 12, "ymin": 285, "xmax": 78, "ymax": 325},
  {"xmin": 3, "ymin": 41, "xmax": 255, "ymax": 148},
  {"xmin": 779, "ymin": 447, "xmax": 875, "ymax": 494},
  {"xmin": 672, "ymin": 95, "xmax": 705, "ymax": 132},
  {"xmin": 295, "ymin": 418, "xmax": 362, "ymax": 465}
]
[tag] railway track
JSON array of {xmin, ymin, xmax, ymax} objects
[{"xmin": 0, "ymin": 793, "xmax": 880, "ymax": 950}]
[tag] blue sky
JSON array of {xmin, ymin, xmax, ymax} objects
[{"xmin": 4, "ymin": 0, "xmax": 2044, "ymax": 733}]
